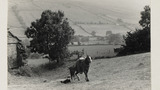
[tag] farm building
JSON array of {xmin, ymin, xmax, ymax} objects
[{"xmin": 8, "ymin": 30, "xmax": 26, "ymax": 69}]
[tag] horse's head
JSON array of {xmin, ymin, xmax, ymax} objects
[{"xmin": 85, "ymin": 55, "xmax": 92, "ymax": 64}]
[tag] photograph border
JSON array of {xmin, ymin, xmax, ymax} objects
[{"xmin": 1, "ymin": 0, "xmax": 160, "ymax": 90}]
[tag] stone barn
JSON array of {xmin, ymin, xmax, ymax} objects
[{"xmin": 8, "ymin": 31, "xmax": 25, "ymax": 69}]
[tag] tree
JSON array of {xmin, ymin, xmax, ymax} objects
[
  {"xmin": 118, "ymin": 5, "xmax": 150, "ymax": 56},
  {"xmin": 107, "ymin": 33, "xmax": 123, "ymax": 44},
  {"xmin": 72, "ymin": 35, "xmax": 80, "ymax": 42},
  {"xmin": 139, "ymin": 6, "xmax": 150, "ymax": 29},
  {"xmin": 106, "ymin": 31, "xmax": 112, "ymax": 36},
  {"xmin": 91, "ymin": 31, "xmax": 96, "ymax": 36},
  {"xmin": 25, "ymin": 10, "xmax": 74, "ymax": 63},
  {"xmin": 81, "ymin": 36, "xmax": 89, "ymax": 42}
]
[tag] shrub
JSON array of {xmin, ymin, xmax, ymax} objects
[
  {"xmin": 118, "ymin": 28, "xmax": 150, "ymax": 56},
  {"xmin": 117, "ymin": 5, "xmax": 150, "ymax": 56}
]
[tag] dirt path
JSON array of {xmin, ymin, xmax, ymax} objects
[{"xmin": 8, "ymin": 53, "xmax": 151, "ymax": 90}]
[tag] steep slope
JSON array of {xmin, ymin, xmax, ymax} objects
[{"xmin": 8, "ymin": 53, "xmax": 151, "ymax": 90}]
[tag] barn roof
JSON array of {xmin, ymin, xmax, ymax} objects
[
  {"xmin": 8, "ymin": 27, "xmax": 27, "ymax": 40},
  {"xmin": 8, "ymin": 31, "xmax": 21, "ymax": 42},
  {"xmin": 8, "ymin": 27, "xmax": 26, "ymax": 37}
]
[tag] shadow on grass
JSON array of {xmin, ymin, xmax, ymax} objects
[{"xmin": 40, "ymin": 62, "xmax": 64, "ymax": 70}]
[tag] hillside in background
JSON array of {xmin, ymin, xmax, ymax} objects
[
  {"xmin": 8, "ymin": 53, "xmax": 151, "ymax": 90},
  {"xmin": 8, "ymin": 0, "xmax": 150, "ymax": 38}
]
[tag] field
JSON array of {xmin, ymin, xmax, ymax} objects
[
  {"xmin": 8, "ymin": 0, "xmax": 150, "ymax": 37},
  {"xmin": 80, "ymin": 24, "xmax": 132, "ymax": 36},
  {"xmin": 27, "ymin": 45, "xmax": 121, "ymax": 60},
  {"xmin": 8, "ymin": 53, "xmax": 151, "ymax": 90},
  {"xmin": 69, "ymin": 45, "xmax": 121, "ymax": 59}
]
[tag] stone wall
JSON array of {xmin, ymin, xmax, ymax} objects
[
  {"xmin": 8, "ymin": 44, "xmax": 18, "ymax": 69},
  {"xmin": 8, "ymin": 32, "xmax": 19, "ymax": 69}
]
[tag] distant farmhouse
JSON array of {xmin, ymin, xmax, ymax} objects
[{"xmin": 8, "ymin": 30, "xmax": 26, "ymax": 69}]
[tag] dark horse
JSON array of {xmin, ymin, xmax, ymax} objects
[{"xmin": 69, "ymin": 55, "xmax": 92, "ymax": 82}]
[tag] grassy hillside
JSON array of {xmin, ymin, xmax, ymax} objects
[
  {"xmin": 8, "ymin": 53, "xmax": 150, "ymax": 90},
  {"xmin": 8, "ymin": 0, "xmax": 150, "ymax": 37}
]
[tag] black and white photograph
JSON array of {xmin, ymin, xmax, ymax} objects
[{"xmin": 1, "ymin": 0, "xmax": 154, "ymax": 89}]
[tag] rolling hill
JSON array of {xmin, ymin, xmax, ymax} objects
[
  {"xmin": 8, "ymin": 53, "xmax": 151, "ymax": 90},
  {"xmin": 8, "ymin": 0, "xmax": 150, "ymax": 38}
]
